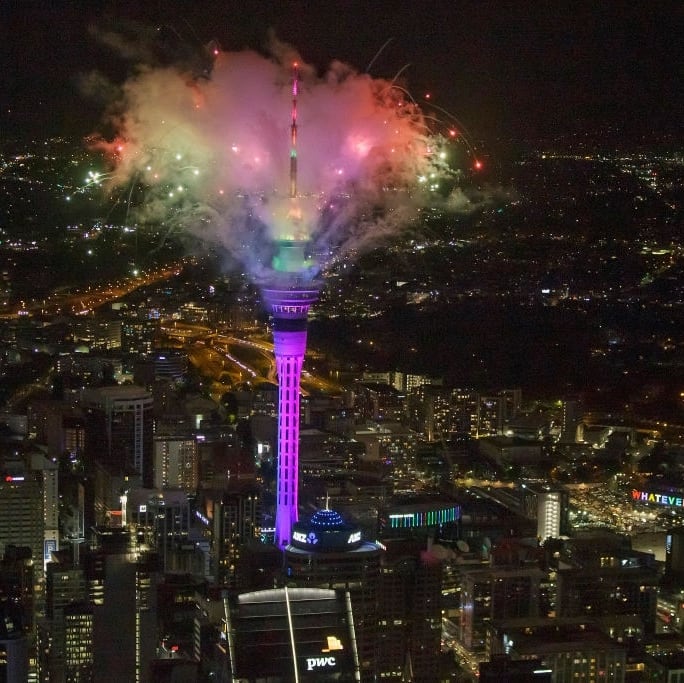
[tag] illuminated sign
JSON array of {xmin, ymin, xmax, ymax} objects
[
  {"xmin": 306, "ymin": 656, "xmax": 336, "ymax": 671},
  {"xmin": 293, "ymin": 530, "xmax": 319, "ymax": 545},
  {"xmin": 387, "ymin": 505, "xmax": 460, "ymax": 528},
  {"xmin": 306, "ymin": 636, "xmax": 343, "ymax": 671},
  {"xmin": 632, "ymin": 489, "xmax": 684, "ymax": 508},
  {"xmin": 347, "ymin": 531, "xmax": 361, "ymax": 544},
  {"xmin": 195, "ymin": 510, "xmax": 210, "ymax": 526},
  {"xmin": 322, "ymin": 635, "xmax": 344, "ymax": 652},
  {"xmin": 44, "ymin": 539, "xmax": 57, "ymax": 561},
  {"xmin": 139, "ymin": 504, "xmax": 147, "ymax": 513}
]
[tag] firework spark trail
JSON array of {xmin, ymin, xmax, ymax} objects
[{"xmin": 92, "ymin": 44, "xmax": 462, "ymax": 282}]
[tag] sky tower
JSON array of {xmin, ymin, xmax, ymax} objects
[{"xmin": 264, "ymin": 63, "xmax": 320, "ymax": 548}]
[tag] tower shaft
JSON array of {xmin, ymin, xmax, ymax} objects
[
  {"xmin": 273, "ymin": 327, "xmax": 306, "ymax": 547},
  {"xmin": 263, "ymin": 286, "xmax": 319, "ymax": 548}
]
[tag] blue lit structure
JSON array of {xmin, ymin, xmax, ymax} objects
[{"xmin": 290, "ymin": 509, "xmax": 363, "ymax": 553}]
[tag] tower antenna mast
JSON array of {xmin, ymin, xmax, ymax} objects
[{"xmin": 289, "ymin": 62, "xmax": 299, "ymax": 198}]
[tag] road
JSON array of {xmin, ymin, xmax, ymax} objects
[
  {"xmin": 173, "ymin": 328, "xmax": 342, "ymax": 396},
  {"xmin": 2, "ymin": 260, "xmax": 188, "ymax": 319}
]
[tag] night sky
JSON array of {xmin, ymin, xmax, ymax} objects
[{"xmin": 1, "ymin": 0, "xmax": 683, "ymax": 143}]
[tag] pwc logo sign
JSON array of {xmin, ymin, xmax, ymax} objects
[
  {"xmin": 306, "ymin": 656, "xmax": 336, "ymax": 671},
  {"xmin": 305, "ymin": 636, "xmax": 344, "ymax": 672}
]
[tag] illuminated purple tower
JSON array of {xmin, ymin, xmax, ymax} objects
[
  {"xmin": 262, "ymin": 241, "xmax": 319, "ymax": 548},
  {"xmin": 262, "ymin": 64, "xmax": 322, "ymax": 548}
]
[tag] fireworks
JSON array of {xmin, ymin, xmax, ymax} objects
[{"xmin": 93, "ymin": 45, "xmax": 469, "ymax": 280}]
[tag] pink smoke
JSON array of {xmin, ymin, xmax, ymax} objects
[{"xmin": 93, "ymin": 46, "xmax": 453, "ymax": 279}]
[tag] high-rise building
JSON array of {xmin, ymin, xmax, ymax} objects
[
  {"xmin": 515, "ymin": 485, "xmax": 570, "ymax": 541},
  {"xmin": 665, "ymin": 527, "xmax": 684, "ymax": 583},
  {"xmin": 354, "ymin": 382, "xmax": 405, "ymax": 422},
  {"xmin": 81, "ymin": 385, "xmax": 154, "ymax": 486},
  {"xmin": 535, "ymin": 490, "xmax": 564, "ymax": 541},
  {"xmin": 29, "ymin": 453, "xmax": 59, "ymax": 570},
  {"xmin": 0, "ymin": 461, "xmax": 44, "ymax": 579},
  {"xmin": 261, "ymin": 240, "xmax": 319, "ymax": 548},
  {"xmin": 45, "ymin": 563, "xmax": 88, "ymax": 683},
  {"xmin": 555, "ymin": 535, "xmax": 659, "ymax": 635},
  {"xmin": 474, "ymin": 389, "xmax": 522, "ymax": 438},
  {"xmin": 560, "ymin": 398, "xmax": 583, "ymax": 442},
  {"xmin": 554, "ymin": 532, "xmax": 660, "ymax": 637},
  {"xmin": 0, "ymin": 545, "xmax": 35, "ymax": 633},
  {"xmin": 376, "ymin": 539, "xmax": 444, "ymax": 682},
  {"xmin": 0, "ymin": 543, "xmax": 32, "ymax": 680},
  {"xmin": 71, "ymin": 317, "xmax": 122, "ymax": 350},
  {"xmin": 153, "ymin": 435, "xmax": 199, "ymax": 490},
  {"xmin": 223, "ymin": 587, "xmax": 360, "ymax": 681},
  {"xmin": 43, "ymin": 531, "xmax": 161, "ymax": 682},
  {"xmin": 407, "ymin": 385, "xmax": 477, "ymax": 441},
  {"xmin": 89, "ymin": 529, "xmax": 160, "ymax": 683},
  {"xmin": 460, "ymin": 564, "xmax": 545, "ymax": 654},
  {"xmin": 134, "ymin": 349, "xmax": 188, "ymax": 387},
  {"xmin": 197, "ymin": 483, "xmax": 261, "ymax": 585},
  {"xmin": 63, "ymin": 604, "xmax": 93, "ymax": 683},
  {"xmin": 283, "ymin": 508, "xmax": 382, "ymax": 681},
  {"xmin": 126, "ymin": 489, "xmax": 195, "ymax": 574},
  {"xmin": 121, "ymin": 318, "xmax": 158, "ymax": 355},
  {"xmin": 59, "ymin": 414, "xmax": 85, "ymax": 460}
]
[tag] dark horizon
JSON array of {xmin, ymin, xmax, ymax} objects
[{"xmin": 2, "ymin": 0, "xmax": 683, "ymax": 145}]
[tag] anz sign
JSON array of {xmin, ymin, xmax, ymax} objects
[
  {"xmin": 347, "ymin": 530, "xmax": 361, "ymax": 544},
  {"xmin": 292, "ymin": 529, "xmax": 361, "ymax": 547},
  {"xmin": 292, "ymin": 530, "xmax": 317, "ymax": 544}
]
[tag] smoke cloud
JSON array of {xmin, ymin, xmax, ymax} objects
[{"xmin": 92, "ymin": 42, "xmax": 464, "ymax": 282}]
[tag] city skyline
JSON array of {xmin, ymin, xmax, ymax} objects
[{"xmin": 0, "ymin": 5, "xmax": 683, "ymax": 680}]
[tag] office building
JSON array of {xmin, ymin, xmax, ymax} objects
[
  {"xmin": 153, "ymin": 435, "xmax": 199, "ymax": 490},
  {"xmin": 71, "ymin": 317, "xmax": 122, "ymax": 351},
  {"xmin": 460, "ymin": 564, "xmax": 545, "ymax": 654},
  {"xmin": 224, "ymin": 587, "xmax": 360, "ymax": 681},
  {"xmin": 45, "ymin": 562, "xmax": 88, "ymax": 682},
  {"xmin": 0, "ymin": 461, "xmax": 44, "ymax": 579},
  {"xmin": 81, "ymin": 385, "xmax": 154, "ymax": 486},
  {"xmin": 197, "ymin": 483, "xmax": 261, "ymax": 585},
  {"xmin": 283, "ymin": 508, "xmax": 382, "ymax": 681},
  {"xmin": 89, "ymin": 529, "xmax": 161, "ymax": 683},
  {"xmin": 555, "ymin": 535, "xmax": 659, "ymax": 636},
  {"xmin": 376, "ymin": 539, "xmax": 444, "ymax": 681},
  {"xmin": 487, "ymin": 618, "xmax": 626, "ymax": 682}
]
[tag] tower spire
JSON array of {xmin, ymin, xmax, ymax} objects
[{"xmin": 289, "ymin": 62, "xmax": 299, "ymax": 199}]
